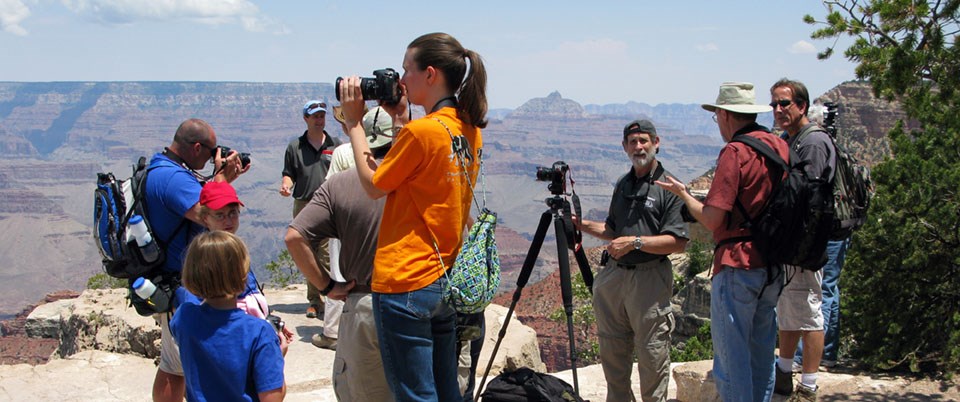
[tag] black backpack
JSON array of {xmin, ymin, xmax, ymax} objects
[
  {"xmin": 94, "ymin": 157, "xmax": 185, "ymax": 315},
  {"xmin": 479, "ymin": 367, "xmax": 585, "ymax": 402},
  {"xmin": 720, "ymin": 134, "xmax": 834, "ymax": 270}
]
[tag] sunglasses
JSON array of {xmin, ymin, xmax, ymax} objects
[
  {"xmin": 769, "ymin": 99, "xmax": 794, "ymax": 109},
  {"xmin": 304, "ymin": 102, "xmax": 327, "ymax": 116}
]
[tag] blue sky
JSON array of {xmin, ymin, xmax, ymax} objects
[{"xmin": 0, "ymin": 1, "xmax": 857, "ymax": 109}]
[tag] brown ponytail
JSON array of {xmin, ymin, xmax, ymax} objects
[{"xmin": 408, "ymin": 33, "xmax": 488, "ymax": 128}]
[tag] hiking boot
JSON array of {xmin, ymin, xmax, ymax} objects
[
  {"xmin": 306, "ymin": 305, "xmax": 319, "ymax": 319},
  {"xmin": 774, "ymin": 365, "xmax": 794, "ymax": 396},
  {"xmin": 786, "ymin": 383, "xmax": 817, "ymax": 402},
  {"xmin": 311, "ymin": 334, "xmax": 337, "ymax": 351}
]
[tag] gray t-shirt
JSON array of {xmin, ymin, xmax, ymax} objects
[
  {"xmin": 289, "ymin": 167, "xmax": 385, "ymax": 293},
  {"xmin": 605, "ymin": 161, "xmax": 689, "ymax": 264},
  {"xmin": 785, "ymin": 123, "xmax": 837, "ymax": 181}
]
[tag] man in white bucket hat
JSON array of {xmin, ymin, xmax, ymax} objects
[{"xmin": 657, "ymin": 81, "xmax": 790, "ymax": 401}]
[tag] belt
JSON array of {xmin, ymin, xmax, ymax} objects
[{"xmin": 615, "ymin": 258, "xmax": 666, "ymax": 270}]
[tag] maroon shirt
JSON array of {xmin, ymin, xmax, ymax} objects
[{"xmin": 703, "ymin": 123, "xmax": 789, "ymax": 274}]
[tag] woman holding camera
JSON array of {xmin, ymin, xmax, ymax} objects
[{"xmin": 338, "ymin": 32, "xmax": 488, "ymax": 401}]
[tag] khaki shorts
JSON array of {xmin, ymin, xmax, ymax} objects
[
  {"xmin": 157, "ymin": 312, "xmax": 183, "ymax": 375},
  {"xmin": 777, "ymin": 266, "xmax": 824, "ymax": 331}
]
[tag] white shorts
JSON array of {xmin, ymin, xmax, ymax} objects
[
  {"xmin": 157, "ymin": 312, "xmax": 183, "ymax": 375},
  {"xmin": 777, "ymin": 266, "xmax": 824, "ymax": 331}
]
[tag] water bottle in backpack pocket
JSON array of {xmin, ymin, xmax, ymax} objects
[{"xmin": 129, "ymin": 275, "xmax": 174, "ymax": 316}]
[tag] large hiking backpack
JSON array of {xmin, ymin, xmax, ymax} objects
[
  {"xmin": 94, "ymin": 156, "xmax": 167, "ymax": 279},
  {"xmin": 479, "ymin": 367, "xmax": 585, "ymax": 402},
  {"xmin": 722, "ymin": 134, "xmax": 834, "ymax": 270},
  {"xmin": 95, "ymin": 157, "xmax": 185, "ymax": 316},
  {"xmin": 829, "ymin": 137, "xmax": 873, "ymax": 239}
]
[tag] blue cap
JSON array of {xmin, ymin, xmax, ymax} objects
[
  {"xmin": 132, "ymin": 277, "xmax": 145, "ymax": 289},
  {"xmin": 303, "ymin": 100, "xmax": 327, "ymax": 116}
]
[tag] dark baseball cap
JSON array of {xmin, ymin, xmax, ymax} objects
[{"xmin": 623, "ymin": 119, "xmax": 657, "ymax": 141}]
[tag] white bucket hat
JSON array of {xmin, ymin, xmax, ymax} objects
[
  {"xmin": 701, "ymin": 82, "xmax": 773, "ymax": 114},
  {"xmin": 362, "ymin": 106, "xmax": 395, "ymax": 149}
]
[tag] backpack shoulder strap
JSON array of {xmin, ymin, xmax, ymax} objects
[
  {"xmin": 732, "ymin": 134, "xmax": 789, "ymax": 172},
  {"xmin": 727, "ymin": 134, "xmax": 788, "ymax": 231}
]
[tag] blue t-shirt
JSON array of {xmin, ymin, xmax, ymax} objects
[
  {"xmin": 145, "ymin": 153, "xmax": 206, "ymax": 273},
  {"xmin": 170, "ymin": 303, "xmax": 285, "ymax": 401}
]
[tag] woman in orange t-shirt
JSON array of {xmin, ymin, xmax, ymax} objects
[{"xmin": 337, "ymin": 32, "xmax": 488, "ymax": 401}]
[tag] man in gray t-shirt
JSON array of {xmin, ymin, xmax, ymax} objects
[
  {"xmin": 285, "ymin": 111, "xmax": 394, "ymax": 402},
  {"xmin": 770, "ymin": 78, "xmax": 837, "ymax": 400}
]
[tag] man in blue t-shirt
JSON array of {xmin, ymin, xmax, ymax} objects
[{"xmin": 144, "ymin": 118, "xmax": 247, "ymax": 402}]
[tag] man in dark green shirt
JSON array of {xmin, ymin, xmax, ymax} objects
[
  {"xmin": 576, "ymin": 119, "xmax": 689, "ymax": 402},
  {"xmin": 279, "ymin": 100, "xmax": 341, "ymax": 318}
]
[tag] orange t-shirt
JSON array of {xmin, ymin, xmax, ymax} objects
[{"xmin": 371, "ymin": 107, "xmax": 482, "ymax": 293}]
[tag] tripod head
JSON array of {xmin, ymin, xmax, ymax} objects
[{"xmin": 544, "ymin": 194, "xmax": 582, "ymax": 250}]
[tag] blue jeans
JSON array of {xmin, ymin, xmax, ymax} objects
[
  {"xmin": 795, "ymin": 238, "xmax": 849, "ymax": 363},
  {"xmin": 374, "ymin": 278, "xmax": 460, "ymax": 402},
  {"xmin": 711, "ymin": 266, "xmax": 783, "ymax": 402}
]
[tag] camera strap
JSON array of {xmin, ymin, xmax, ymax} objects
[
  {"xmin": 161, "ymin": 148, "xmax": 210, "ymax": 183},
  {"xmin": 431, "ymin": 96, "xmax": 458, "ymax": 113}
]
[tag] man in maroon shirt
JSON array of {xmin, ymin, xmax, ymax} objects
[{"xmin": 657, "ymin": 82, "xmax": 789, "ymax": 402}]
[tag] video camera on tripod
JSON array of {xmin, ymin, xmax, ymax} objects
[{"xmin": 823, "ymin": 101, "xmax": 839, "ymax": 138}]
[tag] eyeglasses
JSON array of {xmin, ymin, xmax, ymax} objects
[
  {"xmin": 211, "ymin": 209, "xmax": 240, "ymax": 221},
  {"xmin": 769, "ymin": 99, "xmax": 793, "ymax": 109},
  {"xmin": 712, "ymin": 114, "xmax": 718, "ymax": 123}
]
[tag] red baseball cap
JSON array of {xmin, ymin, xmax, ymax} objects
[{"xmin": 200, "ymin": 181, "xmax": 245, "ymax": 210}]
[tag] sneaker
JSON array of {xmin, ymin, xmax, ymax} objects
[
  {"xmin": 792, "ymin": 360, "xmax": 803, "ymax": 373},
  {"xmin": 311, "ymin": 334, "xmax": 337, "ymax": 351},
  {"xmin": 306, "ymin": 305, "xmax": 318, "ymax": 318},
  {"xmin": 785, "ymin": 383, "xmax": 817, "ymax": 402},
  {"xmin": 820, "ymin": 359, "xmax": 837, "ymax": 368},
  {"xmin": 774, "ymin": 365, "xmax": 794, "ymax": 396}
]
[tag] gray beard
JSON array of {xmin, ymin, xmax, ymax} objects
[{"xmin": 631, "ymin": 154, "xmax": 652, "ymax": 170}]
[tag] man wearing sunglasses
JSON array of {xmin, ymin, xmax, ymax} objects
[
  {"xmin": 281, "ymin": 100, "xmax": 342, "ymax": 320},
  {"xmin": 770, "ymin": 79, "xmax": 837, "ymax": 401},
  {"xmin": 145, "ymin": 118, "xmax": 247, "ymax": 402},
  {"xmin": 575, "ymin": 119, "xmax": 689, "ymax": 402}
]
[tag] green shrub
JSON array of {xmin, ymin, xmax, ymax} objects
[
  {"xmin": 264, "ymin": 249, "xmax": 304, "ymax": 288},
  {"xmin": 670, "ymin": 322, "xmax": 713, "ymax": 362},
  {"xmin": 685, "ymin": 240, "xmax": 713, "ymax": 279},
  {"xmin": 86, "ymin": 272, "xmax": 127, "ymax": 290}
]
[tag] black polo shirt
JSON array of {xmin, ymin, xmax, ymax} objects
[
  {"xmin": 604, "ymin": 161, "xmax": 689, "ymax": 264},
  {"xmin": 282, "ymin": 130, "xmax": 342, "ymax": 200}
]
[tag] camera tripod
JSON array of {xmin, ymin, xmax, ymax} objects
[{"xmin": 475, "ymin": 194, "xmax": 595, "ymax": 400}]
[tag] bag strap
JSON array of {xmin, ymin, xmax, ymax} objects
[
  {"xmin": 725, "ymin": 135, "xmax": 784, "ymax": 232},
  {"xmin": 433, "ymin": 117, "xmax": 486, "ymax": 213}
]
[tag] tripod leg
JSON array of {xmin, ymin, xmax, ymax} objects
[
  {"xmin": 474, "ymin": 210, "xmax": 552, "ymax": 402},
  {"xmin": 553, "ymin": 214, "xmax": 580, "ymax": 395}
]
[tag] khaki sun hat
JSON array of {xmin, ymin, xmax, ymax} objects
[{"xmin": 701, "ymin": 82, "xmax": 773, "ymax": 114}]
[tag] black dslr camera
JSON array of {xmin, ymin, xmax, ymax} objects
[
  {"xmin": 212, "ymin": 145, "xmax": 251, "ymax": 168},
  {"xmin": 823, "ymin": 101, "xmax": 839, "ymax": 138},
  {"xmin": 335, "ymin": 68, "xmax": 402, "ymax": 105},
  {"xmin": 266, "ymin": 314, "xmax": 284, "ymax": 333},
  {"xmin": 536, "ymin": 161, "xmax": 569, "ymax": 195}
]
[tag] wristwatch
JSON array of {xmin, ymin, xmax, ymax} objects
[
  {"xmin": 319, "ymin": 280, "xmax": 336, "ymax": 296},
  {"xmin": 633, "ymin": 236, "xmax": 644, "ymax": 251}
]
